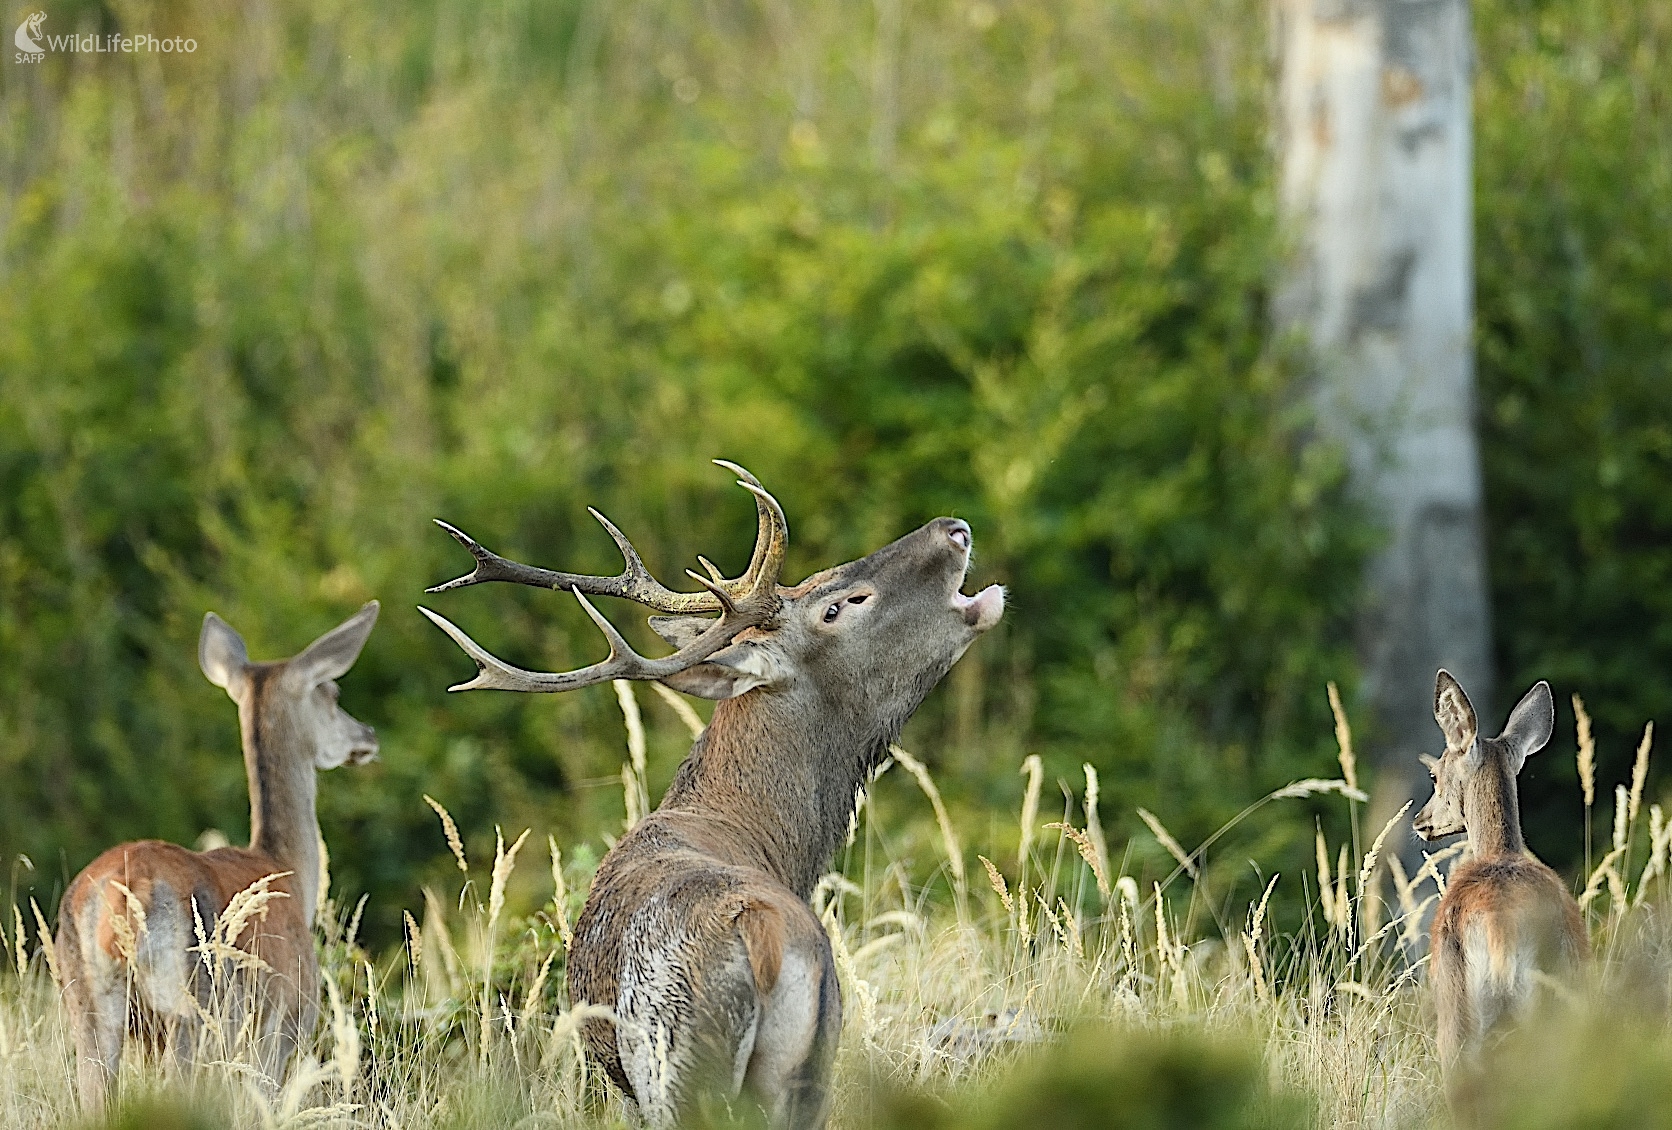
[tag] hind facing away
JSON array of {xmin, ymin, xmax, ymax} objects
[
  {"xmin": 1414, "ymin": 670, "xmax": 1587, "ymax": 1074},
  {"xmin": 55, "ymin": 602, "xmax": 380, "ymax": 1108},
  {"xmin": 423, "ymin": 462, "xmax": 1003, "ymax": 1126}
]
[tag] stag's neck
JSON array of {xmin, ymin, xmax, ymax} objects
[
  {"xmin": 241, "ymin": 696, "xmax": 322, "ymax": 928},
  {"xmin": 1464, "ymin": 754, "xmax": 1526, "ymax": 860},
  {"xmin": 660, "ymin": 693, "xmax": 889, "ymax": 899}
]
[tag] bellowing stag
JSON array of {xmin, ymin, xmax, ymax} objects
[{"xmin": 421, "ymin": 462, "xmax": 1002, "ymax": 1127}]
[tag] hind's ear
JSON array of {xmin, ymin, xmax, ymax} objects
[
  {"xmin": 200, "ymin": 613, "xmax": 250, "ymax": 697},
  {"xmin": 291, "ymin": 601, "xmax": 380, "ymax": 686},
  {"xmin": 1501, "ymin": 681, "xmax": 1555, "ymax": 771},
  {"xmin": 1434, "ymin": 669, "xmax": 1478, "ymax": 751}
]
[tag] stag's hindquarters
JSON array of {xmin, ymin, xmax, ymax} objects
[
  {"xmin": 1431, "ymin": 854, "xmax": 1587, "ymax": 1070},
  {"xmin": 570, "ymin": 841, "xmax": 840, "ymax": 1129},
  {"xmin": 55, "ymin": 841, "xmax": 318, "ymax": 1108}
]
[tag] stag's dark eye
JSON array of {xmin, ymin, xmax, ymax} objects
[{"xmin": 826, "ymin": 593, "xmax": 869, "ymax": 622}]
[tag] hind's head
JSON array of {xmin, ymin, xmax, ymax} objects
[
  {"xmin": 199, "ymin": 601, "xmax": 381, "ymax": 770},
  {"xmin": 1413, "ymin": 671, "xmax": 1554, "ymax": 841}
]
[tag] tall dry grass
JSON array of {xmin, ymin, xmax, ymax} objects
[{"xmin": 2, "ymin": 688, "xmax": 1669, "ymax": 1128}]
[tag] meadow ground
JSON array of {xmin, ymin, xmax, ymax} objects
[{"xmin": 4, "ymin": 696, "xmax": 1672, "ymax": 1129}]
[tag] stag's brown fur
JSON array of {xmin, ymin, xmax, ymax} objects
[
  {"xmin": 427, "ymin": 475, "xmax": 1001, "ymax": 1128},
  {"xmin": 55, "ymin": 604, "xmax": 379, "ymax": 1109},
  {"xmin": 566, "ymin": 519, "xmax": 999, "ymax": 1127},
  {"xmin": 1415, "ymin": 671, "xmax": 1587, "ymax": 1074}
]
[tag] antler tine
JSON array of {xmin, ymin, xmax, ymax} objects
[
  {"xmin": 712, "ymin": 458, "xmax": 765, "ymax": 489},
  {"xmin": 425, "ymin": 460, "xmax": 790, "ymax": 695},
  {"xmin": 419, "ymin": 595, "xmax": 661, "ymax": 694},
  {"xmin": 585, "ymin": 507, "xmax": 728, "ymax": 613},
  {"xmin": 425, "ymin": 520, "xmax": 519, "ymax": 593},
  {"xmin": 586, "ymin": 507, "xmax": 653, "ymax": 578},
  {"xmin": 733, "ymin": 481, "xmax": 789, "ymax": 596},
  {"xmin": 423, "ymin": 575, "xmax": 775, "ymax": 695},
  {"xmin": 684, "ymin": 569, "xmax": 740, "ymax": 613},
  {"xmin": 570, "ymin": 588, "xmax": 639, "ymax": 661},
  {"xmin": 418, "ymin": 606, "xmax": 578, "ymax": 692},
  {"xmin": 426, "ymin": 514, "xmax": 724, "ymax": 613},
  {"xmin": 713, "ymin": 461, "xmax": 785, "ymax": 588}
]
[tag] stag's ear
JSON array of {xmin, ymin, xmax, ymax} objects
[
  {"xmin": 1434, "ymin": 669, "xmax": 1478, "ymax": 752},
  {"xmin": 1500, "ymin": 680, "xmax": 1555, "ymax": 772},
  {"xmin": 291, "ymin": 601, "xmax": 380, "ymax": 686},
  {"xmin": 657, "ymin": 640, "xmax": 788, "ymax": 701},
  {"xmin": 200, "ymin": 613, "xmax": 250, "ymax": 697},
  {"xmin": 649, "ymin": 615, "xmax": 716, "ymax": 650}
]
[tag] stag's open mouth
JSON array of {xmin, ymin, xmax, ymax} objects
[
  {"xmin": 953, "ymin": 584, "xmax": 1005, "ymax": 631},
  {"xmin": 944, "ymin": 520, "xmax": 1003, "ymax": 630}
]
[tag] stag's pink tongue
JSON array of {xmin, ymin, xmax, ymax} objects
[{"xmin": 954, "ymin": 584, "xmax": 1005, "ymax": 630}]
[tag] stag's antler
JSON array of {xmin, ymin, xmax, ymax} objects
[
  {"xmin": 419, "ymin": 461, "xmax": 787, "ymax": 693},
  {"xmin": 425, "ymin": 461, "xmax": 782, "ymax": 611}
]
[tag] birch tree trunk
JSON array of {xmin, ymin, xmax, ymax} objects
[{"xmin": 1274, "ymin": 0, "xmax": 1493, "ymax": 856}]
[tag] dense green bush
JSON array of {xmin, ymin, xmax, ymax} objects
[
  {"xmin": 867, "ymin": 1023, "xmax": 1310, "ymax": 1130},
  {"xmin": 1475, "ymin": 0, "xmax": 1672, "ymax": 862},
  {"xmin": 0, "ymin": 0, "xmax": 1366, "ymax": 938},
  {"xmin": 10, "ymin": 0, "xmax": 1665, "ymax": 942}
]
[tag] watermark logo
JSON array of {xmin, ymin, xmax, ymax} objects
[
  {"xmin": 14, "ymin": 11, "xmax": 45, "ymax": 57},
  {"xmin": 14, "ymin": 10, "xmax": 197, "ymax": 63}
]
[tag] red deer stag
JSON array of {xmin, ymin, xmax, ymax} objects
[
  {"xmin": 1414, "ymin": 669, "xmax": 1587, "ymax": 1074},
  {"xmin": 55, "ymin": 602, "xmax": 380, "ymax": 1108},
  {"xmin": 421, "ymin": 461, "xmax": 1002, "ymax": 1127}
]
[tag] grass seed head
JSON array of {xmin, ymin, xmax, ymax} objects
[
  {"xmin": 488, "ymin": 826, "xmax": 531, "ymax": 933},
  {"xmin": 28, "ymin": 898, "xmax": 57, "ymax": 985},
  {"xmin": 549, "ymin": 834, "xmax": 573, "ymax": 949},
  {"xmin": 1629, "ymin": 721, "xmax": 1654, "ymax": 827},
  {"xmin": 402, "ymin": 909, "xmax": 423, "ymax": 972},
  {"xmin": 11, "ymin": 903, "xmax": 27, "ymax": 977},
  {"xmin": 1328, "ymin": 681, "xmax": 1357, "ymax": 793},
  {"xmin": 424, "ymin": 794, "xmax": 469, "ymax": 872},
  {"xmin": 1360, "ymin": 800, "xmax": 1412, "ymax": 895},
  {"xmin": 1138, "ymin": 807, "xmax": 1197, "ymax": 878},
  {"xmin": 892, "ymin": 745, "xmax": 967, "ymax": 898},
  {"xmin": 650, "ymin": 680, "xmax": 707, "ymax": 738},
  {"xmin": 1017, "ymin": 755, "xmax": 1043, "ymax": 870},
  {"xmin": 1575, "ymin": 694, "xmax": 1596, "ymax": 807},
  {"xmin": 979, "ymin": 854, "xmax": 1015, "ymax": 920}
]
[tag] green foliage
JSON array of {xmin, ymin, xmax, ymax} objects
[
  {"xmin": 867, "ymin": 1023, "xmax": 1310, "ymax": 1130},
  {"xmin": 4, "ymin": 0, "xmax": 1663, "ymax": 939},
  {"xmin": 74, "ymin": 1095, "xmax": 224, "ymax": 1130},
  {"xmin": 0, "ymin": 0, "xmax": 1367, "ymax": 940},
  {"xmin": 1453, "ymin": 1010, "xmax": 1672, "ymax": 1129},
  {"xmin": 1475, "ymin": 0, "xmax": 1672, "ymax": 860}
]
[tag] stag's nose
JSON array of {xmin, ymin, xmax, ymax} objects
[{"xmin": 938, "ymin": 518, "xmax": 972, "ymax": 552}]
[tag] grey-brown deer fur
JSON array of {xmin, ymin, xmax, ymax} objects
[
  {"xmin": 423, "ymin": 465, "xmax": 1002, "ymax": 1127},
  {"xmin": 55, "ymin": 603, "xmax": 380, "ymax": 1109},
  {"xmin": 1413, "ymin": 670, "xmax": 1587, "ymax": 1078}
]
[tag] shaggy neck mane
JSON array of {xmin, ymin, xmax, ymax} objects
[{"xmin": 658, "ymin": 690, "xmax": 897, "ymax": 900}]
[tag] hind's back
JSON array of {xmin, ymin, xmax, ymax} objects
[{"xmin": 1436, "ymin": 854, "xmax": 1587, "ymax": 975}]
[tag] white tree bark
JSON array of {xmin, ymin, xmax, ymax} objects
[{"xmin": 1275, "ymin": 1, "xmax": 1493, "ymax": 789}]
